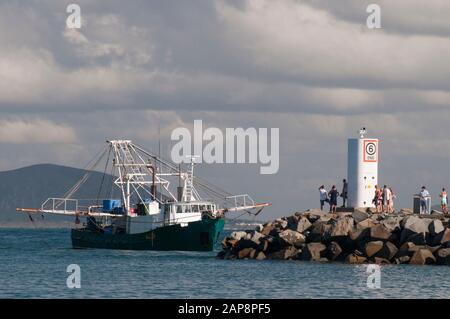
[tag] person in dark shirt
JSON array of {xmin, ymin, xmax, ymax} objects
[
  {"xmin": 340, "ymin": 179, "xmax": 348, "ymax": 207},
  {"xmin": 328, "ymin": 185, "xmax": 339, "ymax": 213}
]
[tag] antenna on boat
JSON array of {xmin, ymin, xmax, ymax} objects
[{"xmin": 183, "ymin": 155, "xmax": 200, "ymax": 202}]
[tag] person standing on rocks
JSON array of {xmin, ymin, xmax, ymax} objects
[
  {"xmin": 319, "ymin": 185, "xmax": 329, "ymax": 211},
  {"xmin": 420, "ymin": 186, "xmax": 431, "ymax": 214},
  {"xmin": 389, "ymin": 187, "xmax": 396, "ymax": 213},
  {"xmin": 383, "ymin": 185, "xmax": 392, "ymax": 213},
  {"xmin": 340, "ymin": 179, "xmax": 348, "ymax": 207},
  {"xmin": 328, "ymin": 185, "xmax": 339, "ymax": 213},
  {"xmin": 374, "ymin": 186, "xmax": 383, "ymax": 213},
  {"xmin": 439, "ymin": 188, "xmax": 448, "ymax": 215}
]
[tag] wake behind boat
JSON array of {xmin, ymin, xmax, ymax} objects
[{"xmin": 17, "ymin": 140, "xmax": 270, "ymax": 251}]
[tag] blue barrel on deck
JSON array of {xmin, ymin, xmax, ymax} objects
[{"xmin": 103, "ymin": 199, "xmax": 122, "ymax": 212}]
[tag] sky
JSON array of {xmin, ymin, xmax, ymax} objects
[{"xmin": 1, "ymin": 0, "xmax": 450, "ymax": 218}]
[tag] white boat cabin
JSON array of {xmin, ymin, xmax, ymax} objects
[{"xmin": 162, "ymin": 201, "xmax": 218, "ymax": 226}]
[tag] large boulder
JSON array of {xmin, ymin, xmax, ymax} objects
[
  {"xmin": 330, "ymin": 217, "xmax": 354, "ymax": 238},
  {"xmin": 301, "ymin": 243, "xmax": 327, "ymax": 261},
  {"xmin": 395, "ymin": 256, "xmax": 411, "ymax": 264},
  {"xmin": 286, "ymin": 215, "xmax": 300, "ymax": 227},
  {"xmin": 345, "ymin": 253, "xmax": 367, "ymax": 264},
  {"xmin": 267, "ymin": 246, "xmax": 299, "ymax": 260},
  {"xmin": 349, "ymin": 227, "xmax": 370, "ymax": 251},
  {"xmin": 326, "ymin": 241, "xmax": 343, "ymax": 261},
  {"xmin": 400, "ymin": 216, "xmax": 432, "ymax": 244},
  {"xmin": 255, "ymin": 251, "xmax": 266, "ymax": 260},
  {"xmin": 410, "ymin": 249, "xmax": 436, "ymax": 265},
  {"xmin": 278, "ymin": 229, "xmax": 306, "ymax": 248},
  {"xmin": 429, "ymin": 220, "xmax": 445, "ymax": 236},
  {"xmin": 365, "ymin": 241, "xmax": 384, "ymax": 258},
  {"xmin": 294, "ymin": 217, "xmax": 313, "ymax": 233},
  {"xmin": 236, "ymin": 238, "xmax": 259, "ymax": 250},
  {"xmin": 275, "ymin": 218, "xmax": 288, "ymax": 230},
  {"xmin": 370, "ymin": 241, "xmax": 398, "ymax": 261},
  {"xmin": 308, "ymin": 221, "xmax": 332, "ymax": 242},
  {"xmin": 370, "ymin": 224, "xmax": 393, "ymax": 242},
  {"xmin": 409, "ymin": 233, "xmax": 428, "ymax": 245},
  {"xmin": 433, "ymin": 228, "xmax": 450, "ymax": 245},
  {"xmin": 249, "ymin": 231, "xmax": 265, "ymax": 245},
  {"xmin": 383, "ymin": 241, "xmax": 399, "ymax": 260},
  {"xmin": 431, "ymin": 210, "xmax": 444, "ymax": 216},
  {"xmin": 356, "ymin": 218, "xmax": 378, "ymax": 230},
  {"xmin": 317, "ymin": 214, "xmax": 333, "ymax": 223},
  {"xmin": 401, "ymin": 216, "xmax": 432, "ymax": 233},
  {"xmin": 260, "ymin": 223, "xmax": 274, "ymax": 236},
  {"xmin": 221, "ymin": 237, "xmax": 238, "ymax": 249},
  {"xmin": 435, "ymin": 248, "xmax": 450, "ymax": 265},
  {"xmin": 230, "ymin": 231, "xmax": 248, "ymax": 241},
  {"xmin": 381, "ymin": 216, "xmax": 403, "ymax": 232},
  {"xmin": 237, "ymin": 248, "xmax": 254, "ymax": 259},
  {"xmin": 373, "ymin": 257, "xmax": 391, "ymax": 264},
  {"xmin": 399, "ymin": 208, "xmax": 414, "ymax": 215},
  {"xmin": 370, "ymin": 214, "xmax": 382, "ymax": 222},
  {"xmin": 352, "ymin": 210, "xmax": 370, "ymax": 223},
  {"xmin": 260, "ymin": 236, "xmax": 284, "ymax": 253},
  {"xmin": 395, "ymin": 242, "xmax": 419, "ymax": 258},
  {"xmin": 303, "ymin": 209, "xmax": 328, "ymax": 222}
]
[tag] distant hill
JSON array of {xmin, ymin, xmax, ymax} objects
[{"xmin": 0, "ymin": 164, "xmax": 116, "ymax": 226}]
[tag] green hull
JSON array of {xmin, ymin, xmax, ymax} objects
[{"xmin": 71, "ymin": 217, "xmax": 225, "ymax": 251}]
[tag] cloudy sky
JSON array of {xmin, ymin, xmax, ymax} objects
[{"xmin": 1, "ymin": 0, "xmax": 450, "ymax": 217}]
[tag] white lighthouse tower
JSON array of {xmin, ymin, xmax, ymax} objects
[{"xmin": 347, "ymin": 128, "xmax": 379, "ymax": 208}]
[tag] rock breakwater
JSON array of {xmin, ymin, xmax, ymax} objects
[{"xmin": 217, "ymin": 208, "xmax": 450, "ymax": 266}]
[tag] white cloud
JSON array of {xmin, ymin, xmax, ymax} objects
[
  {"xmin": 0, "ymin": 119, "xmax": 76, "ymax": 144},
  {"xmin": 216, "ymin": 0, "xmax": 450, "ymax": 90}
]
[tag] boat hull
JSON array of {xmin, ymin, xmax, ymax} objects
[{"xmin": 71, "ymin": 217, "xmax": 225, "ymax": 251}]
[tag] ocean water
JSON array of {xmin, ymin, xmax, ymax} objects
[{"xmin": 0, "ymin": 227, "xmax": 449, "ymax": 299}]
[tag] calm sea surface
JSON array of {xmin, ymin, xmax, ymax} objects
[{"xmin": 0, "ymin": 227, "xmax": 449, "ymax": 299}]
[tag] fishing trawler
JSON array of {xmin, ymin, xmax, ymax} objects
[{"xmin": 17, "ymin": 140, "xmax": 270, "ymax": 251}]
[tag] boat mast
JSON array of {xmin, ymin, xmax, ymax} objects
[{"xmin": 183, "ymin": 155, "xmax": 200, "ymax": 202}]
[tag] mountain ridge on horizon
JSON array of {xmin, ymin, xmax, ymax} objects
[{"xmin": 0, "ymin": 163, "xmax": 116, "ymax": 225}]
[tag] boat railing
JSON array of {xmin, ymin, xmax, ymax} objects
[
  {"xmin": 225, "ymin": 194, "xmax": 255, "ymax": 208},
  {"xmin": 41, "ymin": 198, "xmax": 78, "ymax": 214}
]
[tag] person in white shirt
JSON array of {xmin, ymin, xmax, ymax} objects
[
  {"xmin": 319, "ymin": 185, "xmax": 329, "ymax": 211},
  {"xmin": 420, "ymin": 186, "xmax": 430, "ymax": 214},
  {"xmin": 383, "ymin": 185, "xmax": 392, "ymax": 213},
  {"xmin": 389, "ymin": 187, "xmax": 396, "ymax": 214}
]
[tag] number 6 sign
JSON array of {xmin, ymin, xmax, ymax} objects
[{"xmin": 364, "ymin": 140, "xmax": 378, "ymax": 162}]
